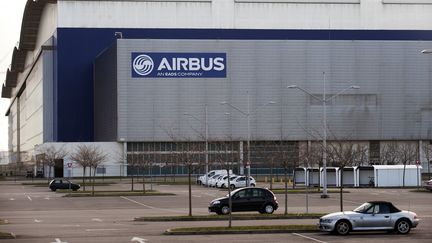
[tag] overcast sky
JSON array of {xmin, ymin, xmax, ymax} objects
[{"xmin": 0, "ymin": 0, "xmax": 27, "ymax": 151}]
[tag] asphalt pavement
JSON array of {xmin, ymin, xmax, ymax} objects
[{"xmin": 0, "ymin": 179, "xmax": 431, "ymax": 243}]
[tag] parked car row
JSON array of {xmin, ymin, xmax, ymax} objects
[{"xmin": 197, "ymin": 170, "xmax": 257, "ymax": 189}]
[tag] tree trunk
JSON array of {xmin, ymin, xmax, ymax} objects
[
  {"xmin": 143, "ymin": 167, "xmax": 145, "ymax": 194},
  {"xmin": 131, "ymin": 167, "xmax": 134, "ymax": 191},
  {"xmin": 82, "ymin": 167, "xmax": 86, "ymax": 191},
  {"xmin": 284, "ymin": 169, "xmax": 288, "ymax": 215},
  {"xmin": 227, "ymin": 168, "xmax": 232, "ymax": 228},
  {"xmin": 403, "ymin": 163, "xmax": 406, "ymax": 187},
  {"xmin": 188, "ymin": 168, "xmax": 192, "ymax": 217},
  {"xmin": 270, "ymin": 160, "xmax": 273, "ymax": 190},
  {"xmin": 92, "ymin": 168, "xmax": 96, "ymax": 196},
  {"xmin": 47, "ymin": 166, "xmax": 52, "ymax": 183},
  {"xmin": 340, "ymin": 168, "xmax": 344, "ymax": 212}
]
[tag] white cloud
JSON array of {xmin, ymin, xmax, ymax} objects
[{"xmin": 0, "ymin": 0, "xmax": 27, "ymax": 151}]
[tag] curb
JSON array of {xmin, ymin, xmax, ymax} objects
[
  {"xmin": 63, "ymin": 192, "xmax": 175, "ymax": 197},
  {"xmin": 135, "ymin": 214, "xmax": 323, "ymax": 222},
  {"xmin": 164, "ymin": 228, "xmax": 318, "ymax": 235}
]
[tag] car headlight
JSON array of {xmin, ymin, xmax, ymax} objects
[
  {"xmin": 211, "ymin": 200, "xmax": 220, "ymax": 205},
  {"xmin": 320, "ymin": 218, "xmax": 334, "ymax": 223}
]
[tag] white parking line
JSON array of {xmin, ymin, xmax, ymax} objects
[
  {"xmin": 85, "ymin": 229, "xmax": 120, "ymax": 232},
  {"xmin": 120, "ymin": 196, "xmax": 185, "ymax": 213},
  {"xmin": 120, "ymin": 196, "xmax": 155, "ymax": 209},
  {"xmin": 292, "ymin": 233, "xmax": 327, "ymax": 243},
  {"xmin": 34, "ymin": 219, "xmax": 42, "ymax": 223},
  {"xmin": 26, "ymin": 195, "xmax": 32, "ymax": 201},
  {"xmin": 9, "ymin": 198, "xmax": 15, "ymax": 201},
  {"xmin": 92, "ymin": 218, "xmax": 103, "ymax": 222}
]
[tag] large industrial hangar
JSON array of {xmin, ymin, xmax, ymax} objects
[{"xmin": 1, "ymin": 0, "xmax": 432, "ymax": 177}]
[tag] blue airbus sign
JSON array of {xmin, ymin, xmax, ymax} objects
[{"xmin": 132, "ymin": 52, "xmax": 227, "ymax": 78}]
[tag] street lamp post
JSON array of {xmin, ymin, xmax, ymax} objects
[
  {"xmin": 184, "ymin": 105, "xmax": 209, "ymax": 187},
  {"xmin": 287, "ymin": 72, "xmax": 359, "ymax": 198},
  {"xmin": 221, "ymin": 91, "xmax": 276, "ymax": 187},
  {"xmin": 422, "ymin": 49, "xmax": 431, "ymax": 177}
]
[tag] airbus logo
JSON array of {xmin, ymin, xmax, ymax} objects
[
  {"xmin": 132, "ymin": 54, "xmax": 154, "ymax": 76},
  {"xmin": 131, "ymin": 52, "xmax": 227, "ymax": 78}
]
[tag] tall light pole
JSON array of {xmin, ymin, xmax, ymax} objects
[
  {"xmin": 422, "ymin": 49, "xmax": 431, "ymax": 177},
  {"xmin": 287, "ymin": 72, "xmax": 359, "ymax": 198},
  {"xmin": 221, "ymin": 91, "xmax": 276, "ymax": 187},
  {"xmin": 184, "ymin": 104, "xmax": 209, "ymax": 187}
]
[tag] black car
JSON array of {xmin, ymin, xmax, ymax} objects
[
  {"xmin": 49, "ymin": 178, "xmax": 80, "ymax": 191},
  {"xmin": 209, "ymin": 187, "xmax": 278, "ymax": 215}
]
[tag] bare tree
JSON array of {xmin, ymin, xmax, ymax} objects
[
  {"xmin": 174, "ymin": 140, "xmax": 202, "ymax": 217},
  {"xmin": 381, "ymin": 142, "xmax": 400, "ymax": 165},
  {"xmin": 212, "ymin": 139, "xmax": 239, "ymax": 228},
  {"xmin": 163, "ymin": 124, "xmax": 204, "ymax": 217},
  {"xmin": 273, "ymin": 141, "xmax": 298, "ymax": 215},
  {"xmin": 37, "ymin": 145, "xmax": 68, "ymax": 182},
  {"xmin": 326, "ymin": 140, "xmax": 368, "ymax": 211},
  {"xmin": 69, "ymin": 144, "xmax": 91, "ymax": 191},
  {"xmin": 70, "ymin": 144, "xmax": 106, "ymax": 195},
  {"xmin": 398, "ymin": 143, "xmax": 418, "ymax": 187}
]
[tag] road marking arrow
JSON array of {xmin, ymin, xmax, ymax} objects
[
  {"xmin": 51, "ymin": 238, "xmax": 68, "ymax": 243},
  {"xmin": 131, "ymin": 237, "xmax": 147, "ymax": 243}
]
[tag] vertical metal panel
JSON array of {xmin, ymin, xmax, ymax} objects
[
  {"xmin": 94, "ymin": 43, "xmax": 118, "ymax": 141},
  {"xmin": 43, "ymin": 50, "xmax": 54, "ymax": 142}
]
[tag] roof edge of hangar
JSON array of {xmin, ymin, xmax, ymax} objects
[{"xmin": 1, "ymin": 0, "xmax": 57, "ymax": 99}]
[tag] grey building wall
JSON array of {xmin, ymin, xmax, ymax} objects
[
  {"xmin": 43, "ymin": 48, "xmax": 54, "ymax": 142},
  {"xmin": 107, "ymin": 39, "xmax": 432, "ymax": 142},
  {"xmin": 94, "ymin": 43, "xmax": 118, "ymax": 141}
]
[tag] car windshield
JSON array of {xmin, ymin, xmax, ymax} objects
[
  {"xmin": 353, "ymin": 202, "xmax": 373, "ymax": 213},
  {"xmin": 227, "ymin": 188, "xmax": 242, "ymax": 197}
]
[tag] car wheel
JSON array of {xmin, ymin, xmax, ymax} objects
[
  {"xmin": 221, "ymin": 184, "xmax": 225, "ymax": 188},
  {"xmin": 72, "ymin": 188, "xmax": 78, "ymax": 191},
  {"xmin": 335, "ymin": 220, "xmax": 350, "ymax": 235},
  {"xmin": 51, "ymin": 188, "xmax": 56, "ymax": 192},
  {"xmin": 263, "ymin": 204, "xmax": 275, "ymax": 214},
  {"xmin": 251, "ymin": 183, "xmax": 256, "ymax": 187},
  {"xmin": 230, "ymin": 184, "xmax": 235, "ymax": 190},
  {"xmin": 395, "ymin": 219, "xmax": 411, "ymax": 234},
  {"xmin": 221, "ymin": 205, "xmax": 230, "ymax": 215}
]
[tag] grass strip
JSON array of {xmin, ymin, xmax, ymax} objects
[
  {"xmin": 165, "ymin": 224, "xmax": 317, "ymax": 235},
  {"xmin": 135, "ymin": 213, "xmax": 324, "ymax": 222},
  {"xmin": 270, "ymin": 189, "xmax": 349, "ymax": 194},
  {"xmin": 62, "ymin": 191, "xmax": 175, "ymax": 197},
  {"xmin": 0, "ymin": 219, "xmax": 8, "ymax": 225},
  {"xmin": 0, "ymin": 232, "xmax": 15, "ymax": 239}
]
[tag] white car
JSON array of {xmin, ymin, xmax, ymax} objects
[
  {"xmin": 216, "ymin": 175, "xmax": 238, "ymax": 188},
  {"xmin": 229, "ymin": 176, "xmax": 256, "ymax": 189},
  {"xmin": 198, "ymin": 170, "xmax": 231, "ymax": 186},
  {"xmin": 318, "ymin": 201, "xmax": 419, "ymax": 235},
  {"xmin": 208, "ymin": 174, "xmax": 224, "ymax": 187}
]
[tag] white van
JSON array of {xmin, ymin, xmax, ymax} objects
[{"xmin": 198, "ymin": 170, "xmax": 232, "ymax": 186}]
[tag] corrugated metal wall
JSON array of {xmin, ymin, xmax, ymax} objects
[{"xmin": 99, "ymin": 39, "xmax": 432, "ymax": 142}]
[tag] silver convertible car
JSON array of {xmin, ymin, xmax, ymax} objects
[{"xmin": 319, "ymin": 201, "xmax": 419, "ymax": 235}]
